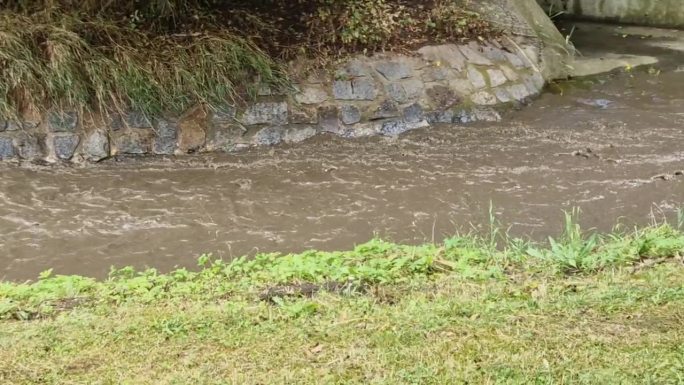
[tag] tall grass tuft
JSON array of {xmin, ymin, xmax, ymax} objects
[{"xmin": 0, "ymin": 13, "xmax": 288, "ymax": 118}]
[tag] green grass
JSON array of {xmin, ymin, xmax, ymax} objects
[{"xmin": 1, "ymin": 217, "xmax": 684, "ymax": 384}]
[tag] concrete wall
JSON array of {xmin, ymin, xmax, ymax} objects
[{"xmin": 539, "ymin": 0, "xmax": 684, "ymax": 28}]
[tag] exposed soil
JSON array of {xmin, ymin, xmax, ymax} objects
[{"xmin": 0, "ymin": 22, "xmax": 682, "ymax": 281}]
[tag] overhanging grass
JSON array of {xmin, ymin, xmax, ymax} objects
[
  {"xmin": 0, "ymin": 13, "xmax": 287, "ymax": 118},
  {"xmin": 1, "ymin": 219, "xmax": 683, "ymax": 384}
]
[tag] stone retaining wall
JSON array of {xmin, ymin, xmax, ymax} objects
[{"xmin": 0, "ymin": 37, "xmax": 546, "ymax": 163}]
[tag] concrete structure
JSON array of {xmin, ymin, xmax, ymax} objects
[{"xmin": 538, "ymin": 0, "xmax": 684, "ymax": 28}]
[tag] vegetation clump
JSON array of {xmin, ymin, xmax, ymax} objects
[{"xmin": 0, "ymin": 0, "xmax": 493, "ymax": 118}]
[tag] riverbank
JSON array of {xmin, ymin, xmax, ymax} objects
[
  {"xmin": 0, "ymin": 0, "xmax": 573, "ymax": 163},
  {"xmin": 2, "ymin": 216, "xmax": 683, "ymax": 383}
]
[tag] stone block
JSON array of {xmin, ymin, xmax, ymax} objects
[
  {"xmin": 505, "ymin": 52, "xmax": 525, "ymax": 68},
  {"xmin": 372, "ymin": 100, "xmax": 400, "ymax": 120},
  {"xmin": 481, "ymin": 44, "xmax": 507, "ymax": 62},
  {"xmin": 0, "ymin": 120, "xmax": 6, "ymax": 132},
  {"xmin": 343, "ymin": 121, "xmax": 381, "ymax": 138},
  {"xmin": 295, "ymin": 86, "xmax": 329, "ymax": 105},
  {"xmin": 385, "ymin": 79, "xmax": 425, "ymax": 104},
  {"xmin": 459, "ymin": 43, "xmax": 494, "ymax": 66},
  {"xmin": 15, "ymin": 133, "xmax": 43, "ymax": 160},
  {"xmin": 425, "ymin": 109, "xmax": 455, "ymax": 124},
  {"xmin": 340, "ymin": 105, "xmax": 361, "ymax": 125},
  {"xmin": 500, "ymin": 65, "xmax": 520, "ymax": 81},
  {"xmin": 333, "ymin": 80, "xmax": 354, "ymax": 100},
  {"xmin": 336, "ymin": 59, "xmax": 371, "ymax": 78},
  {"xmin": 333, "ymin": 78, "xmax": 377, "ymax": 101},
  {"xmin": 241, "ymin": 102, "xmax": 288, "ymax": 126},
  {"xmin": 403, "ymin": 79, "xmax": 424, "ymax": 100},
  {"xmin": 453, "ymin": 107, "xmax": 501, "ymax": 123},
  {"xmin": 380, "ymin": 120, "xmax": 408, "ymax": 136},
  {"xmin": 487, "ymin": 69, "xmax": 508, "ymax": 87},
  {"xmin": 494, "ymin": 88, "xmax": 512, "ymax": 103},
  {"xmin": 470, "ymin": 91, "xmax": 498, "ymax": 105},
  {"xmin": 426, "ymin": 85, "xmax": 461, "ymax": 109},
  {"xmin": 375, "ymin": 60, "xmax": 413, "ymax": 81},
  {"xmin": 467, "ymin": 66, "xmax": 487, "ymax": 89},
  {"xmin": 178, "ymin": 112, "xmax": 206, "ymax": 153},
  {"xmin": 417, "ymin": 44, "xmax": 466, "ymax": 71},
  {"xmin": 284, "ymin": 126, "xmax": 317, "ymax": 143},
  {"xmin": 523, "ymin": 72, "xmax": 545, "ymax": 95},
  {"xmin": 380, "ymin": 119, "xmax": 429, "ymax": 136},
  {"xmin": 53, "ymin": 134, "xmax": 80, "ymax": 160},
  {"xmin": 289, "ymin": 105, "xmax": 318, "ymax": 124},
  {"xmin": 153, "ymin": 119, "xmax": 179, "ymax": 155},
  {"xmin": 114, "ymin": 130, "xmax": 152, "ymax": 155},
  {"xmin": 403, "ymin": 103, "xmax": 424, "ymax": 123},
  {"xmin": 385, "ymin": 83, "xmax": 408, "ymax": 104},
  {"xmin": 352, "ymin": 78, "xmax": 378, "ymax": 100},
  {"xmin": 206, "ymin": 124, "xmax": 245, "ymax": 151},
  {"xmin": 448, "ymin": 78, "xmax": 474, "ymax": 96},
  {"xmin": 421, "ymin": 66, "xmax": 451, "ymax": 82},
  {"xmin": 318, "ymin": 106, "xmax": 341, "ymax": 134},
  {"xmin": 252, "ymin": 126, "xmax": 284, "ymax": 146},
  {"xmin": 472, "ymin": 108, "xmax": 501, "ymax": 122},
  {"xmin": 84, "ymin": 130, "xmax": 110, "ymax": 162},
  {"xmin": 0, "ymin": 137, "xmax": 14, "ymax": 160},
  {"xmin": 48, "ymin": 111, "xmax": 78, "ymax": 132}
]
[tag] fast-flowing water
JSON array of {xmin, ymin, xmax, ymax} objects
[{"xmin": 1, "ymin": 22, "xmax": 683, "ymax": 281}]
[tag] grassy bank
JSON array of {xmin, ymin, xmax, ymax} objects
[{"xmin": 1, "ymin": 215, "xmax": 684, "ymax": 384}]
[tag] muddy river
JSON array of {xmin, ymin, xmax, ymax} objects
[{"xmin": 1, "ymin": 23, "xmax": 683, "ymax": 280}]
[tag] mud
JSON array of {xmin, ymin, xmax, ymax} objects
[{"xmin": 1, "ymin": 23, "xmax": 682, "ymax": 281}]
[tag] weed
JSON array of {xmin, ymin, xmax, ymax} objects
[{"xmin": 527, "ymin": 209, "xmax": 601, "ymax": 272}]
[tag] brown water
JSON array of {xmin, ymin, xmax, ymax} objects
[{"xmin": 1, "ymin": 23, "xmax": 683, "ymax": 281}]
